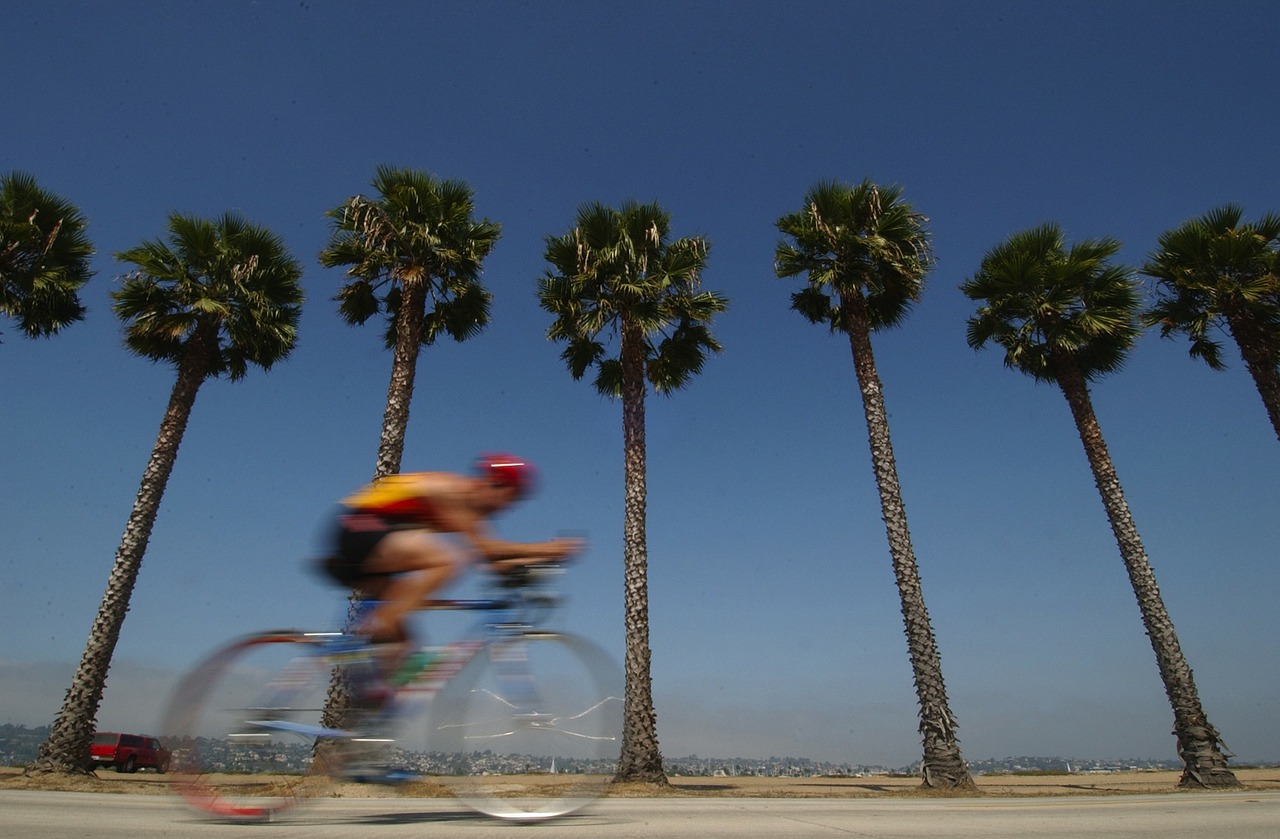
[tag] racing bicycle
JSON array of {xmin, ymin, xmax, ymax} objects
[{"xmin": 159, "ymin": 565, "xmax": 622, "ymax": 822}]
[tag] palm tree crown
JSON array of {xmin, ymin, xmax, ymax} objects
[
  {"xmin": 962, "ymin": 223, "xmax": 1140, "ymax": 382},
  {"xmin": 1141, "ymin": 205, "xmax": 1280, "ymax": 441},
  {"xmin": 1141, "ymin": 204, "xmax": 1280, "ymax": 370},
  {"xmin": 321, "ymin": 166, "xmax": 500, "ymax": 350},
  {"xmin": 320, "ymin": 166, "xmax": 501, "ymax": 480},
  {"xmin": 0, "ymin": 171, "xmax": 94, "ymax": 340},
  {"xmin": 774, "ymin": 179, "xmax": 932, "ymax": 334},
  {"xmin": 539, "ymin": 200, "xmax": 727, "ymax": 395},
  {"xmin": 113, "ymin": 211, "xmax": 303, "ymax": 378}
]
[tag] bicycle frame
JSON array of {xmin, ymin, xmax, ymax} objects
[{"xmin": 253, "ymin": 568, "xmax": 569, "ymax": 738}]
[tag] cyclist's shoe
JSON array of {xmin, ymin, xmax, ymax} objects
[{"xmin": 388, "ymin": 649, "xmax": 440, "ymax": 687}]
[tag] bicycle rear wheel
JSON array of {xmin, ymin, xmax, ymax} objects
[
  {"xmin": 428, "ymin": 632, "xmax": 623, "ymax": 821},
  {"xmin": 159, "ymin": 632, "xmax": 345, "ymax": 821}
]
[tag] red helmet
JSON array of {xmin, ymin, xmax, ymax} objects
[{"xmin": 475, "ymin": 453, "xmax": 538, "ymax": 499}]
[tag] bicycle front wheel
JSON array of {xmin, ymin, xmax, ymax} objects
[
  {"xmin": 428, "ymin": 632, "xmax": 623, "ymax": 821},
  {"xmin": 159, "ymin": 632, "xmax": 342, "ymax": 821}
]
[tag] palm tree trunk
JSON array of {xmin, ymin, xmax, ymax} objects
[
  {"xmin": 320, "ymin": 280, "xmax": 430, "ymax": 735},
  {"xmin": 29, "ymin": 326, "xmax": 212, "ymax": 774},
  {"xmin": 375, "ymin": 280, "xmax": 427, "ymax": 479},
  {"xmin": 1224, "ymin": 308, "xmax": 1280, "ymax": 443},
  {"xmin": 839, "ymin": 290, "xmax": 974, "ymax": 790},
  {"xmin": 612, "ymin": 318, "xmax": 667, "ymax": 786},
  {"xmin": 1052, "ymin": 352, "xmax": 1238, "ymax": 788}
]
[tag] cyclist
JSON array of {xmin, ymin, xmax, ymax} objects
[{"xmin": 321, "ymin": 453, "xmax": 582, "ymax": 697}]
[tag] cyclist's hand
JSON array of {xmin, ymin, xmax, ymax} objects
[{"xmin": 546, "ymin": 536, "xmax": 585, "ymax": 562}]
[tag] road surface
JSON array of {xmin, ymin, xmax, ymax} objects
[{"xmin": 2, "ymin": 789, "xmax": 1278, "ymax": 838}]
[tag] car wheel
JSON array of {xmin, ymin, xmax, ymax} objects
[{"xmin": 119, "ymin": 757, "xmax": 137, "ymax": 774}]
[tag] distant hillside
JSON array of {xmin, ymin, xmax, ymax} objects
[{"xmin": 0, "ymin": 724, "xmax": 50, "ymax": 766}]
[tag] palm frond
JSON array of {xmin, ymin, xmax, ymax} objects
[
  {"xmin": 422, "ymin": 280, "xmax": 492, "ymax": 344},
  {"xmin": 592, "ymin": 358, "xmax": 624, "ymax": 397},
  {"xmin": 789, "ymin": 286, "xmax": 834, "ymax": 327},
  {"xmin": 0, "ymin": 171, "xmax": 94, "ymax": 338},
  {"xmin": 561, "ymin": 337, "xmax": 606, "ymax": 381},
  {"xmin": 649, "ymin": 318, "xmax": 723, "ymax": 394},
  {"xmin": 963, "ymin": 222, "xmax": 1140, "ymax": 383}
]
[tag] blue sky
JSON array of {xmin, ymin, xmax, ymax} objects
[{"xmin": 2, "ymin": 1, "xmax": 1277, "ymax": 768}]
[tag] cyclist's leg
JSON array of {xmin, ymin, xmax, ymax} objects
[
  {"xmin": 346, "ymin": 532, "xmax": 467, "ymax": 782},
  {"xmin": 358, "ymin": 530, "xmax": 467, "ymax": 644},
  {"xmin": 344, "ymin": 531, "xmax": 468, "ymax": 724}
]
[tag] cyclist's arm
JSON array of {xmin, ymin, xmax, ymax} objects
[
  {"xmin": 423, "ymin": 479, "xmax": 580, "ymax": 568},
  {"xmin": 464, "ymin": 519, "xmax": 580, "ymax": 571}
]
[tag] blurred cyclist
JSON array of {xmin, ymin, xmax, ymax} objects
[{"xmin": 321, "ymin": 453, "xmax": 581, "ymax": 695}]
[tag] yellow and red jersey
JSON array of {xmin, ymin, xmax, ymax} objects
[{"xmin": 341, "ymin": 474, "xmax": 443, "ymax": 526}]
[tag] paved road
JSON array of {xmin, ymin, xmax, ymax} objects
[{"xmin": 3, "ymin": 789, "xmax": 1279, "ymax": 838}]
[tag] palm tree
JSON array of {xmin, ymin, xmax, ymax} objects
[
  {"xmin": 539, "ymin": 200, "xmax": 727, "ymax": 785},
  {"xmin": 28, "ymin": 212, "xmax": 303, "ymax": 774},
  {"xmin": 962, "ymin": 223, "xmax": 1238, "ymax": 789},
  {"xmin": 320, "ymin": 166, "xmax": 501, "ymax": 479},
  {"xmin": 774, "ymin": 179, "xmax": 974, "ymax": 790},
  {"xmin": 1141, "ymin": 205, "xmax": 1280, "ymax": 442},
  {"xmin": 315, "ymin": 167, "xmax": 500, "ymax": 733},
  {"xmin": 1, "ymin": 171, "xmax": 94, "ymax": 341}
]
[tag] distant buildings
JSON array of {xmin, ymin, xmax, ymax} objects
[{"xmin": 0, "ymin": 725, "xmax": 1232, "ymax": 777}]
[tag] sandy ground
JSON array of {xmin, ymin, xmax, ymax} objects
[{"xmin": 4, "ymin": 765, "xmax": 1279, "ymax": 799}]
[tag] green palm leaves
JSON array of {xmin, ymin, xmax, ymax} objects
[
  {"xmin": 1142, "ymin": 206, "xmax": 1280, "ymax": 441},
  {"xmin": 113, "ymin": 212, "xmax": 303, "ymax": 379},
  {"xmin": 322, "ymin": 166, "xmax": 500, "ymax": 349},
  {"xmin": 539, "ymin": 200, "xmax": 727, "ymax": 396},
  {"xmin": 962, "ymin": 223, "xmax": 1140, "ymax": 383},
  {"xmin": 0, "ymin": 171, "xmax": 94, "ymax": 341},
  {"xmin": 775, "ymin": 179, "xmax": 932, "ymax": 333},
  {"xmin": 1142, "ymin": 205, "xmax": 1280, "ymax": 370}
]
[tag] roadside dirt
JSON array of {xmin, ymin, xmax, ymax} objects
[{"xmin": 4, "ymin": 766, "xmax": 1279, "ymax": 799}]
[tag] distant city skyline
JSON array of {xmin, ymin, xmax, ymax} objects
[{"xmin": 0, "ymin": 724, "xmax": 1219, "ymax": 776}]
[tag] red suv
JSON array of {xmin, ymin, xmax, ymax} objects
[{"xmin": 89, "ymin": 732, "xmax": 171, "ymax": 773}]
